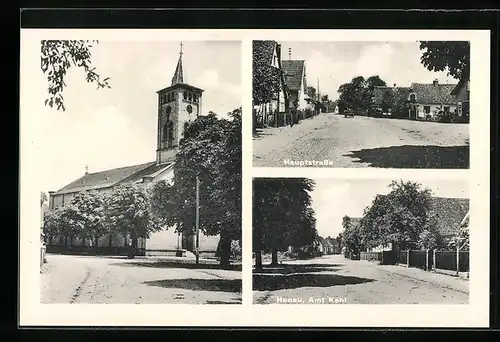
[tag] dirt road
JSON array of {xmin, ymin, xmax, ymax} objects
[
  {"xmin": 253, "ymin": 254, "xmax": 469, "ymax": 304},
  {"xmin": 253, "ymin": 114, "xmax": 469, "ymax": 168},
  {"xmin": 41, "ymin": 254, "xmax": 242, "ymax": 304}
]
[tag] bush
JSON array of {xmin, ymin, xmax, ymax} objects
[{"xmin": 230, "ymin": 240, "xmax": 241, "ymax": 260}]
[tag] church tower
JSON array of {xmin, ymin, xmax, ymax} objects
[{"xmin": 156, "ymin": 42, "xmax": 205, "ymax": 165}]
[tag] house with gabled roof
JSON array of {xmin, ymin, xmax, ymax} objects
[
  {"xmin": 372, "ymin": 84, "xmax": 412, "ymax": 118},
  {"xmin": 47, "ymin": 43, "xmax": 220, "ymax": 256},
  {"xmin": 252, "ymin": 40, "xmax": 288, "ymax": 127},
  {"xmin": 365, "ymin": 194, "xmax": 469, "ymax": 253},
  {"xmin": 407, "ymin": 79, "xmax": 458, "ymax": 120},
  {"xmin": 450, "ymin": 78, "xmax": 470, "ymax": 119},
  {"xmin": 281, "ymin": 58, "xmax": 308, "ymax": 112}
]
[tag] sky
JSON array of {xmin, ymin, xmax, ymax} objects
[
  {"xmin": 310, "ymin": 178, "xmax": 469, "ymax": 239},
  {"xmin": 28, "ymin": 41, "xmax": 241, "ymax": 194},
  {"xmin": 280, "ymin": 41, "xmax": 458, "ymax": 101}
]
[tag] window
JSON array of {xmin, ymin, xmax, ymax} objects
[
  {"xmin": 162, "ymin": 123, "xmax": 168, "ymax": 141},
  {"xmin": 183, "ymin": 91, "xmax": 188, "ymax": 100},
  {"xmin": 183, "ymin": 122, "xmax": 190, "ymax": 138},
  {"xmin": 423, "ymin": 106, "xmax": 431, "ymax": 114},
  {"xmin": 193, "ymin": 94, "xmax": 198, "ymax": 102},
  {"xmin": 188, "ymin": 92, "xmax": 193, "ymax": 102},
  {"xmin": 409, "ymin": 93, "xmax": 416, "ymax": 102},
  {"xmin": 444, "ymin": 106, "xmax": 449, "ymax": 113}
]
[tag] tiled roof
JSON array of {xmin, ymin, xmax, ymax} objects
[
  {"xmin": 410, "ymin": 82, "xmax": 457, "ymax": 105},
  {"xmin": 375, "ymin": 194, "xmax": 469, "ymax": 237},
  {"xmin": 373, "ymin": 86, "xmax": 411, "ymax": 106},
  {"xmin": 121, "ymin": 162, "xmax": 174, "ymax": 184},
  {"xmin": 53, "ymin": 161, "xmax": 156, "ymax": 195},
  {"xmin": 281, "ymin": 60, "xmax": 305, "ymax": 91},
  {"xmin": 430, "ymin": 197, "xmax": 469, "ymax": 236},
  {"xmin": 450, "ymin": 78, "xmax": 468, "ymax": 96}
]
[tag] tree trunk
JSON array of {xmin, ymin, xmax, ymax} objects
[
  {"xmin": 219, "ymin": 234, "xmax": 231, "ymax": 268},
  {"xmin": 255, "ymin": 251, "xmax": 263, "ymax": 270},
  {"xmin": 271, "ymin": 248, "xmax": 279, "ymax": 266},
  {"xmin": 94, "ymin": 235, "xmax": 99, "ymax": 254},
  {"xmin": 128, "ymin": 231, "xmax": 136, "ymax": 259}
]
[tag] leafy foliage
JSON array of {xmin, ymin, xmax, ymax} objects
[
  {"xmin": 342, "ymin": 215, "xmax": 364, "ymax": 255},
  {"xmin": 69, "ymin": 191, "xmax": 108, "ymax": 246},
  {"xmin": 337, "ymin": 75, "xmax": 387, "ymax": 114},
  {"xmin": 105, "ymin": 184, "xmax": 161, "ymax": 252},
  {"xmin": 252, "ymin": 40, "xmax": 282, "ymax": 105},
  {"xmin": 419, "ymin": 41, "xmax": 470, "ymax": 80},
  {"xmin": 253, "ymin": 178, "xmax": 317, "ymax": 266},
  {"xmin": 41, "ymin": 40, "xmax": 111, "ymax": 111},
  {"xmin": 43, "ymin": 204, "xmax": 81, "ymax": 244},
  {"xmin": 150, "ymin": 108, "xmax": 242, "ymax": 266},
  {"xmin": 40, "ymin": 191, "xmax": 48, "ymax": 207}
]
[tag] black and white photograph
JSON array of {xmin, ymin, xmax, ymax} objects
[
  {"xmin": 35, "ymin": 40, "xmax": 242, "ymax": 304},
  {"xmin": 252, "ymin": 177, "xmax": 470, "ymax": 304},
  {"xmin": 252, "ymin": 41, "xmax": 470, "ymax": 169}
]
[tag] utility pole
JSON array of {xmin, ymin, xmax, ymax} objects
[{"xmin": 195, "ymin": 173, "xmax": 200, "ymax": 265}]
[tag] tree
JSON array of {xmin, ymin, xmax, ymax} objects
[
  {"xmin": 335, "ymin": 232, "xmax": 343, "ymax": 249},
  {"xmin": 321, "ymin": 94, "xmax": 329, "ymax": 102},
  {"xmin": 381, "ymin": 89, "xmax": 395, "ymax": 113},
  {"xmin": 43, "ymin": 204, "xmax": 81, "ymax": 248},
  {"xmin": 106, "ymin": 183, "xmax": 160, "ymax": 259},
  {"xmin": 40, "ymin": 191, "xmax": 48, "ymax": 207},
  {"xmin": 69, "ymin": 190, "xmax": 108, "ymax": 250},
  {"xmin": 41, "ymin": 40, "xmax": 111, "ymax": 111},
  {"xmin": 417, "ymin": 213, "xmax": 444, "ymax": 250},
  {"xmin": 419, "ymin": 41, "xmax": 470, "ymax": 80},
  {"xmin": 337, "ymin": 75, "xmax": 387, "ymax": 114},
  {"xmin": 306, "ymin": 86, "xmax": 316, "ymax": 99},
  {"xmin": 361, "ymin": 180, "xmax": 435, "ymax": 250},
  {"xmin": 150, "ymin": 108, "xmax": 242, "ymax": 267},
  {"xmin": 252, "ymin": 40, "xmax": 282, "ymax": 106},
  {"xmin": 342, "ymin": 215, "xmax": 364, "ymax": 257},
  {"xmin": 253, "ymin": 177, "xmax": 317, "ymax": 268}
]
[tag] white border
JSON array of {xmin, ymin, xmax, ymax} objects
[{"xmin": 20, "ymin": 29, "xmax": 490, "ymax": 327}]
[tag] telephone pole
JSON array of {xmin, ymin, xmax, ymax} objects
[{"xmin": 195, "ymin": 173, "xmax": 200, "ymax": 265}]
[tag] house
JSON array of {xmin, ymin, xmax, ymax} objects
[
  {"xmin": 46, "ymin": 43, "xmax": 220, "ymax": 257},
  {"xmin": 281, "ymin": 59, "xmax": 308, "ymax": 112},
  {"xmin": 365, "ymin": 195, "xmax": 469, "ymax": 252},
  {"xmin": 320, "ymin": 237, "xmax": 334, "ymax": 255},
  {"xmin": 253, "ymin": 40, "xmax": 287, "ymax": 127},
  {"xmin": 325, "ymin": 237, "xmax": 341, "ymax": 254},
  {"xmin": 407, "ymin": 79, "xmax": 458, "ymax": 120},
  {"xmin": 450, "ymin": 78, "xmax": 470, "ymax": 118}
]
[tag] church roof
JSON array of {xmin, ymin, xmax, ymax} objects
[{"xmin": 52, "ymin": 161, "xmax": 172, "ymax": 195}]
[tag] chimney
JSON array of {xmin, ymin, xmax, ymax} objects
[
  {"xmin": 288, "ymin": 47, "xmax": 291, "ymax": 60},
  {"xmin": 85, "ymin": 165, "xmax": 89, "ymax": 175},
  {"xmin": 433, "ymin": 79, "xmax": 439, "ymax": 86},
  {"xmin": 393, "ymin": 83, "xmax": 397, "ymax": 88}
]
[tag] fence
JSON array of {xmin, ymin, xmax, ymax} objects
[{"xmin": 359, "ymin": 249, "xmax": 469, "ymax": 276}]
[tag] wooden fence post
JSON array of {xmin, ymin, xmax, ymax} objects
[
  {"xmin": 432, "ymin": 249, "xmax": 436, "ymax": 271},
  {"xmin": 407, "ymin": 250, "xmax": 410, "ymax": 268},
  {"xmin": 425, "ymin": 249, "xmax": 429, "ymax": 271},
  {"xmin": 456, "ymin": 247, "xmax": 460, "ymax": 277}
]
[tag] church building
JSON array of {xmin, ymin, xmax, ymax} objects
[{"xmin": 46, "ymin": 43, "xmax": 220, "ymax": 257}]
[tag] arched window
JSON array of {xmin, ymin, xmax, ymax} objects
[
  {"xmin": 188, "ymin": 92, "xmax": 193, "ymax": 102},
  {"xmin": 193, "ymin": 94, "xmax": 198, "ymax": 103},
  {"xmin": 162, "ymin": 123, "xmax": 168, "ymax": 142},
  {"xmin": 168, "ymin": 121, "xmax": 174, "ymax": 146},
  {"xmin": 183, "ymin": 121, "xmax": 190, "ymax": 139},
  {"xmin": 409, "ymin": 93, "xmax": 416, "ymax": 102},
  {"xmin": 183, "ymin": 91, "xmax": 188, "ymax": 100}
]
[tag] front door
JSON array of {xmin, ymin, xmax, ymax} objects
[{"xmin": 409, "ymin": 106, "xmax": 417, "ymax": 120}]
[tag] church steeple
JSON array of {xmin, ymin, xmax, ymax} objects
[
  {"xmin": 171, "ymin": 42, "xmax": 184, "ymax": 85},
  {"xmin": 156, "ymin": 42, "xmax": 204, "ymax": 166}
]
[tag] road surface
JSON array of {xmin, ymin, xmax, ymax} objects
[
  {"xmin": 41, "ymin": 254, "xmax": 242, "ymax": 304},
  {"xmin": 253, "ymin": 114, "xmax": 469, "ymax": 168},
  {"xmin": 253, "ymin": 254, "xmax": 469, "ymax": 304}
]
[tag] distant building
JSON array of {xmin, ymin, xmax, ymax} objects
[
  {"xmin": 46, "ymin": 43, "xmax": 220, "ymax": 256},
  {"xmin": 407, "ymin": 79, "xmax": 458, "ymax": 120},
  {"xmin": 450, "ymin": 78, "xmax": 470, "ymax": 118}
]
